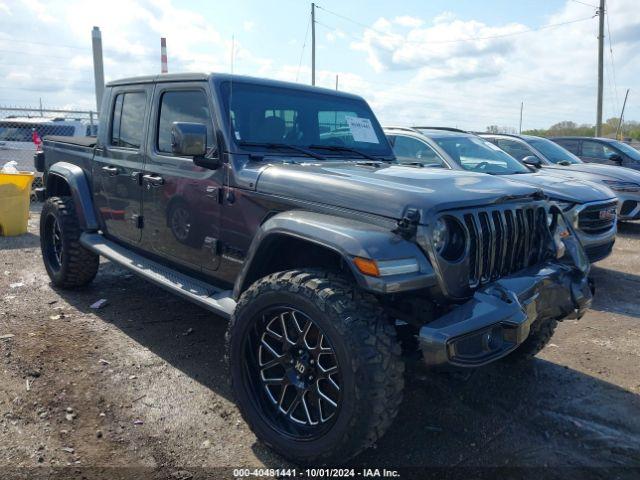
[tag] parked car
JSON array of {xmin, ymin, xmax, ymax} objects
[
  {"xmin": 551, "ymin": 136, "xmax": 640, "ymax": 170},
  {"xmin": 480, "ymin": 133, "xmax": 640, "ymax": 222},
  {"xmin": 37, "ymin": 73, "xmax": 592, "ymax": 464},
  {"xmin": 385, "ymin": 127, "xmax": 618, "ymax": 263}
]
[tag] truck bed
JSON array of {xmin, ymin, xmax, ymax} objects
[
  {"xmin": 41, "ymin": 136, "xmax": 97, "ymax": 174},
  {"xmin": 43, "ymin": 135, "xmax": 97, "ymax": 148}
]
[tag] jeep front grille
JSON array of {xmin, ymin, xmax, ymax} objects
[
  {"xmin": 578, "ymin": 201, "xmax": 617, "ymax": 235},
  {"xmin": 459, "ymin": 205, "xmax": 548, "ymax": 287}
]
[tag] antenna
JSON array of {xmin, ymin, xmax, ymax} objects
[
  {"xmin": 228, "ymin": 34, "xmax": 235, "ymax": 156},
  {"xmin": 230, "ymin": 34, "xmax": 235, "ymax": 74}
]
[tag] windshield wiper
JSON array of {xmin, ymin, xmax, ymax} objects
[
  {"xmin": 238, "ymin": 141, "xmax": 326, "ymax": 160},
  {"xmin": 400, "ymin": 161, "xmax": 443, "ymax": 168},
  {"xmin": 307, "ymin": 144, "xmax": 384, "ymax": 162}
]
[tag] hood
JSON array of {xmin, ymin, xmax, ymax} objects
[
  {"xmin": 501, "ymin": 171, "xmax": 616, "ymax": 203},
  {"xmin": 256, "ymin": 161, "xmax": 543, "ymax": 221},
  {"xmin": 545, "ymin": 163, "xmax": 640, "ymax": 184}
]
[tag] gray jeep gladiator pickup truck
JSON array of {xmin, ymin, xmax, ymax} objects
[{"xmin": 36, "ymin": 73, "xmax": 593, "ymax": 464}]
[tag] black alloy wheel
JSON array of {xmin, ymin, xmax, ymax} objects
[
  {"xmin": 39, "ymin": 196, "xmax": 99, "ymax": 288},
  {"xmin": 227, "ymin": 269, "xmax": 404, "ymax": 465},
  {"xmin": 244, "ymin": 306, "xmax": 342, "ymax": 438},
  {"xmin": 43, "ymin": 213, "xmax": 64, "ymax": 272}
]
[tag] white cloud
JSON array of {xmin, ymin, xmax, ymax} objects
[
  {"xmin": 1, "ymin": 0, "xmax": 639, "ymax": 130},
  {"xmin": 346, "ymin": 0, "xmax": 640, "ymax": 129},
  {"xmin": 20, "ymin": 0, "xmax": 55, "ymax": 23},
  {"xmin": 0, "ymin": 1, "xmax": 10, "ymax": 15},
  {"xmin": 393, "ymin": 16, "xmax": 423, "ymax": 28},
  {"xmin": 352, "ymin": 16, "xmax": 525, "ymax": 74},
  {"xmin": 325, "ymin": 28, "xmax": 346, "ymax": 43},
  {"xmin": 243, "ymin": 20, "xmax": 255, "ymax": 32}
]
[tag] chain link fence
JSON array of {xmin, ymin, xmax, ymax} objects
[{"xmin": 0, "ymin": 107, "xmax": 98, "ymax": 198}]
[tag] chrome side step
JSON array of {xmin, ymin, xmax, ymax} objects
[{"xmin": 80, "ymin": 233, "xmax": 236, "ymax": 319}]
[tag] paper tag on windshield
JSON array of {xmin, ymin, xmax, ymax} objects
[{"xmin": 345, "ymin": 116, "xmax": 379, "ymax": 144}]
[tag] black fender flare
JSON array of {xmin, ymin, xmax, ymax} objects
[
  {"xmin": 233, "ymin": 210, "xmax": 436, "ymax": 298},
  {"xmin": 46, "ymin": 162, "xmax": 99, "ymax": 231}
]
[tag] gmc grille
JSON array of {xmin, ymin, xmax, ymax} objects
[
  {"xmin": 578, "ymin": 201, "xmax": 617, "ymax": 235},
  {"xmin": 457, "ymin": 205, "xmax": 548, "ymax": 288}
]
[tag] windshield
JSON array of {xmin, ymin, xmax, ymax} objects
[
  {"xmin": 527, "ymin": 137, "xmax": 582, "ymax": 164},
  {"xmin": 432, "ymin": 135, "xmax": 530, "ymax": 174},
  {"xmin": 220, "ymin": 82, "xmax": 392, "ymax": 158},
  {"xmin": 611, "ymin": 140, "xmax": 640, "ymax": 161}
]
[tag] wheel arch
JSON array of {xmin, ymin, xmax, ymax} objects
[
  {"xmin": 233, "ymin": 210, "xmax": 436, "ymax": 299},
  {"xmin": 45, "ymin": 162, "xmax": 98, "ymax": 231}
]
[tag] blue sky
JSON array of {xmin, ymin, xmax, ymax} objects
[{"xmin": 1, "ymin": 0, "xmax": 638, "ymax": 130}]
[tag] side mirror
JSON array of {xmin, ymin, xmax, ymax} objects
[
  {"xmin": 171, "ymin": 122, "xmax": 221, "ymax": 169},
  {"xmin": 608, "ymin": 153, "xmax": 623, "ymax": 165},
  {"xmin": 522, "ymin": 155, "xmax": 542, "ymax": 169}
]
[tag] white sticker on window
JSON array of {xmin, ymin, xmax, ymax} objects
[
  {"xmin": 234, "ymin": 130, "xmax": 241, "ymax": 140},
  {"xmin": 345, "ymin": 116, "xmax": 379, "ymax": 144}
]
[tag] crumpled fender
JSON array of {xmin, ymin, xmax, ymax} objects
[
  {"xmin": 556, "ymin": 207, "xmax": 591, "ymax": 276},
  {"xmin": 233, "ymin": 210, "xmax": 437, "ymax": 298},
  {"xmin": 46, "ymin": 162, "xmax": 98, "ymax": 231}
]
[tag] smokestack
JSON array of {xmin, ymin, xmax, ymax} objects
[
  {"xmin": 92, "ymin": 26, "xmax": 105, "ymax": 111},
  {"xmin": 160, "ymin": 37, "xmax": 168, "ymax": 73}
]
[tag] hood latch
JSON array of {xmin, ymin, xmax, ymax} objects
[{"xmin": 393, "ymin": 207, "xmax": 420, "ymax": 240}]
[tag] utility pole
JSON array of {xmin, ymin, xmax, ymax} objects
[
  {"xmin": 596, "ymin": 0, "xmax": 605, "ymax": 136},
  {"xmin": 160, "ymin": 37, "xmax": 168, "ymax": 73},
  {"xmin": 335, "ymin": 74, "xmax": 339, "ymax": 91},
  {"xmin": 519, "ymin": 101, "xmax": 523, "ymax": 134},
  {"xmin": 91, "ymin": 26, "xmax": 105, "ymax": 112},
  {"xmin": 616, "ymin": 88, "xmax": 630, "ymax": 139},
  {"xmin": 311, "ymin": 3, "xmax": 316, "ymax": 86}
]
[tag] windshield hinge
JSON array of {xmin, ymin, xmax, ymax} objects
[
  {"xmin": 132, "ymin": 214, "xmax": 144, "ymax": 229},
  {"xmin": 393, "ymin": 208, "xmax": 420, "ymax": 239}
]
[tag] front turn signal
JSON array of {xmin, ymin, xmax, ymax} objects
[{"xmin": 353, "ymin": 257, "xmax": 380, "ymax": 277}]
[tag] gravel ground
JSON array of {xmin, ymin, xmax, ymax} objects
[{"xmin": 1, "ymin": 206, "xmax": 640, "ymax": 479}]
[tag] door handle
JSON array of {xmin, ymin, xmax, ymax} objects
[
  {"xmin": 101, "ymin": 166, "xmax": 120, "ymax": 176},
  {"xmin": 142, "ymin": 174, "xmax": 165, "ymax": 187}
]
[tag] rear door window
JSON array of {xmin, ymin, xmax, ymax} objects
[
  {"xmin": 111, "ymin": 92, "xmax": 146, "ymax": 148},
  {"xmin": 392, "ymin": 135, "xmax": 445, "ymax": 167},
  {"xmin": 582, "ymin": 140, "xmax": 615, "ymax": 159},
  {"xmin": 554, "ymin": 139, "xmax": 580, "ymax": 155},
  {"xmin": 496, "ymin": 139, "xmax": 532, "ymax": 161}
]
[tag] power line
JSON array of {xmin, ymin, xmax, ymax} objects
[
  {"xmin": 567, "ymin": 0, "xmax": 598, "ymax": 8},
  {"xmin": 0, "ymin": 38, "xmax": 90, "ymax": 51},
  {"xmin": 296, "ymin": 14, "xmax": 311, "ymax": 82},
  {"xmin": 315, "ymin": 4, "xmax": 595, "ymax": 45}
]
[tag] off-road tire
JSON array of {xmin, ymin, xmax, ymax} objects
[
  {"xmin": 40, "ymin": 196, "xmax": 99, "ymax": 288},
  {"xmin": 506, "ymin": 317, "xmax": 558, "ymax": 361},
  {"xmin": 226, "ymin": 269, "xmax": 404, "ymax": 465}
]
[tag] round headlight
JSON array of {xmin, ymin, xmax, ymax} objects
[
  {"xmin": 432, "ymin": 216, "xmax": 467, "ymax": 261},
  {"xmin": 432, "ymin": 218, "xmax": 448, "ymax": 253}
]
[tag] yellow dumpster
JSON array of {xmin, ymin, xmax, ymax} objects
[{"xmin": 0, "ymin": 172, "xmax": 35, "ymax": 236}]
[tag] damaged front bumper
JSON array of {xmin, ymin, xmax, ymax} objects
[{"xmin": 418, "ymin": 262, "xmax": 593, "ymax": 367}]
